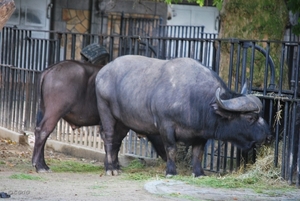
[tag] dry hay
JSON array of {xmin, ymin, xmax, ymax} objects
[
  {"xmin": 237, "ymin": 143, "xmax": 286, "ymax": 186},
  {"xmin": 175, "ymin": 140, "xmax": 288, "ymax": 186}
]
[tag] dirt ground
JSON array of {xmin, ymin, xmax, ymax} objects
[{"xmin": 1, "ymin": 137, "xmax": 300, "ymax": 201}]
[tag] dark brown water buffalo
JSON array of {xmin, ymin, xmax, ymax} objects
[
  {"xmin": 95, "ymin": 55, "xmax": 272, "ymax": 177},
  {"xmin": 32, "ymin": 60, "xmax": 166, "ymax": 173}
]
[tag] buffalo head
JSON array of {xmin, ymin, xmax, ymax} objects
[{"xmin": 212, "ymin": 88, "xmax": 272, "ymax": 151}]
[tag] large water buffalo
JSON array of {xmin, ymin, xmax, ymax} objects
[
  {"xmin": 32, "ymin": 60, "xmax": 166, "ymax": 173},
  {"xmin": 95, "ymin": 55, "xmax": 272, "ymax": 177}
]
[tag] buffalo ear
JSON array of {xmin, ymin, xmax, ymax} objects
[{"xmin": 211, "ymin": 103, "xmax": 233, "ymax": 119}]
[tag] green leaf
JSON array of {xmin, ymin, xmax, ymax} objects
[
  {"xmin": 213, "ymin": 0, "xmax": 223, "ymax": 10},
  {"xmin": 196, "ymin": 0, "xmax": 204, "ymax": 6}
]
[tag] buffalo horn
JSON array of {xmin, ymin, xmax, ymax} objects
[{"xmin": 215, "ymin": 88, "xmax": 262, "ymax": 113}]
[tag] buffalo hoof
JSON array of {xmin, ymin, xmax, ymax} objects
[
  {"xmin": 106, "ymin": 170, "xmax": 120, "ymax": 176},
  {"xmin": 36, "ymin": 168, "xmax": 52, "ymax": 173},
  {"xmin": 166, "ymin": 174, "xmax": 175, "ymax": 178},
  {"xmin": 33, "ymin": 163, "xmax": 51, "ymax": 173}
]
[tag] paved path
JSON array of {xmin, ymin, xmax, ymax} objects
[{"xmin": 144, "ymin": 179, "xmax": 300, "ymax": 201}]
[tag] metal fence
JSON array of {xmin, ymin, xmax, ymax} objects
[
  {"xmin": 1, "ymin": 27, "xmax": 300, "ymax": 186},
  {"xmin": 158, "ymin": 25, "xmax": 217, "ymax": 66}
]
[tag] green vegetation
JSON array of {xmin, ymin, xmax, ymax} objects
[
  {"xmin": 172, "ymin": 174, "xmax": 294, "ymax": 196},
  {"xmin": 165, "ymin": 0, "xmax": 299, "ymax": 36},
  {"xmin": 123, "ymin": 159, "xmax": 166, "ymax": 180},
  {"xmin": 122, "ymin": 148, "xmax": 296, "ymax": 193},
  {"xmin": 287, "ymin": 0, "xmax": 300, "ymax": 35},
  {"xmin": 164, "ymin": 0, "xmax": 222, "ymax": 8},
  {"xmin": 218, "ymin": 0, "xmax": 288, "ymax": 88},
  {"xmin": 46, "ymin": 159, "xmax": 103, "ymax": 173},
  {"xmin": 88, "ymin": 184, "xmax": 108, "ymax": 190},
  {"xmin": 168, "ymin": 193, "xmax": 199, "ymax": 201},
  {"xmin": 9, "ymin": 173, "xmax": 42, "ymax": 180},
  {"xmin": 172, "ymin": 146, "xmax": 288, "ymax": 191},
  {"xmin": 165, "ymin": 0, "xmax": 204, "ymax": 6},
  {"xmin": 222, "ymin": 0, "xmax": 287, "ymax": 40}
]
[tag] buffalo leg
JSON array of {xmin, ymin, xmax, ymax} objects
[
  {"xmin": 160, "ymin": 126, "xmax": 177, "ymax": 177},
  {"xmin": 146, "ymin": 135, "xmax": 167, "ymax": 161},
  {"xmin": 32, "ymin": 114, "xmax": 60, "ymax": 172},
  {"xmin": 191, "ymin": 139, "xmax": 207, "ymax": 177},
  {"xmin": 100, "ymin": 115, "xmax": 129, "ymax": 176}
]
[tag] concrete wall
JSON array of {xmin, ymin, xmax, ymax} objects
[
  {"xmin": 51, "ymin": 0, "xmax": 168, "ymax": 34},
  {"xmin": 97, "ymin": 0, "xmax": 167, "ymax": 17}
]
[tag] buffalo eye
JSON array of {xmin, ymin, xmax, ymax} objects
[{"xmin": 243, "ymin": 113, "xmax": 258, "ymax": 124}]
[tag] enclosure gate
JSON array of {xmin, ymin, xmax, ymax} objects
[{"xmin": 1, "ymin": 26, "xmax": 300, "ymax": 186}]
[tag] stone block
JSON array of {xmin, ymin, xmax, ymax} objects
[
  {"xmin": 75, "ymin": 23, "xmax": 87, "ymax": 33},
  {"xmin": 62, "ymin": 8, "xmax": 70, "ymax": 21},
  {"xmin": 77, "ymin": 10, "xmax": 85, "ymax": 21},
  {"xmin": 69, "ymin": 9, "xmax": 76, "ymax": 18},
  {"xmin": 68, "ymin": 16, "xmax": 80, "ymax": 25},
  {"xmin": 66, "ymin": 23, "xmax": 75, "ymax": 31},
  {"xmin": 83, "ymin": 10, "xmax": 90, "ymax": 19},
  {"xmin": 82, "ymin": 18, "xmax": 89, "ymax": 29}
]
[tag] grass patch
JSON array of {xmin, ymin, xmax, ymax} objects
[
  {"xmin": 46, "ymin": 159, "xmax": 104, "ymax": 173},
  {"xmin": 0, "ymin": 160, "xmax": 5, "ymax": 165},
  {"xmin": 169, "ymin": 193, "xmax": 199, "ymax": 201},
  {"xmin": 89, "ymin": 184, "xmax": 108, "ymax": 190},
  {"xmin": 172, "ymin": 173, "xmax": 295, "ymax": 196},
  {"xmin": 172, "ymin": 145, "xmax": 296, "ymax": 194},
  {"xmin": 122, "ymin": 146, "xmax": 297, "ymax": 194},
  {"xmin": 9, "ymin": 173, "xmax": 42, "ymax": 180},
  {"xmin": 122, "ymin": 159, "xmax": 165, "ymax": 181},
  {"xmin": 172, "ymin": 173, "xmax": 290, "ymax": 191}
]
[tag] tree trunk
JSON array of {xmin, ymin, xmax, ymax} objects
[{"xmin": 0, "ymin": 0, "xmax": 15, "ymax": 30}]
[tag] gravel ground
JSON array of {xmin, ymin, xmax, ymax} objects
[{"xmin": 1, "ymin": 137, "xmax": 300, "ymax": 201}]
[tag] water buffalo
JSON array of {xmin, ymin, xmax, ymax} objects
[
  {"xmin": 95, "ymin": 55, "xmax": 272, "ymax": 177},
  {"xmin": 32, "ymin": 60, "xmax": 166, "ymax": 173}
]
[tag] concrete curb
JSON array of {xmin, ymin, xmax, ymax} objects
[
  {"xmin": 0, "ymin": 126, "xmax": 139, "ymax": 167},
  {"xmin": 45, "ymin": 140, "xmax": 153, "ymax": 167},
  {"xmin": 45, "ymin": 139, "xmax": 106, "ymax": 162},
  {"xmin": 0, "ymin": 126, "xmax": 28, "ymax": 145}
]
